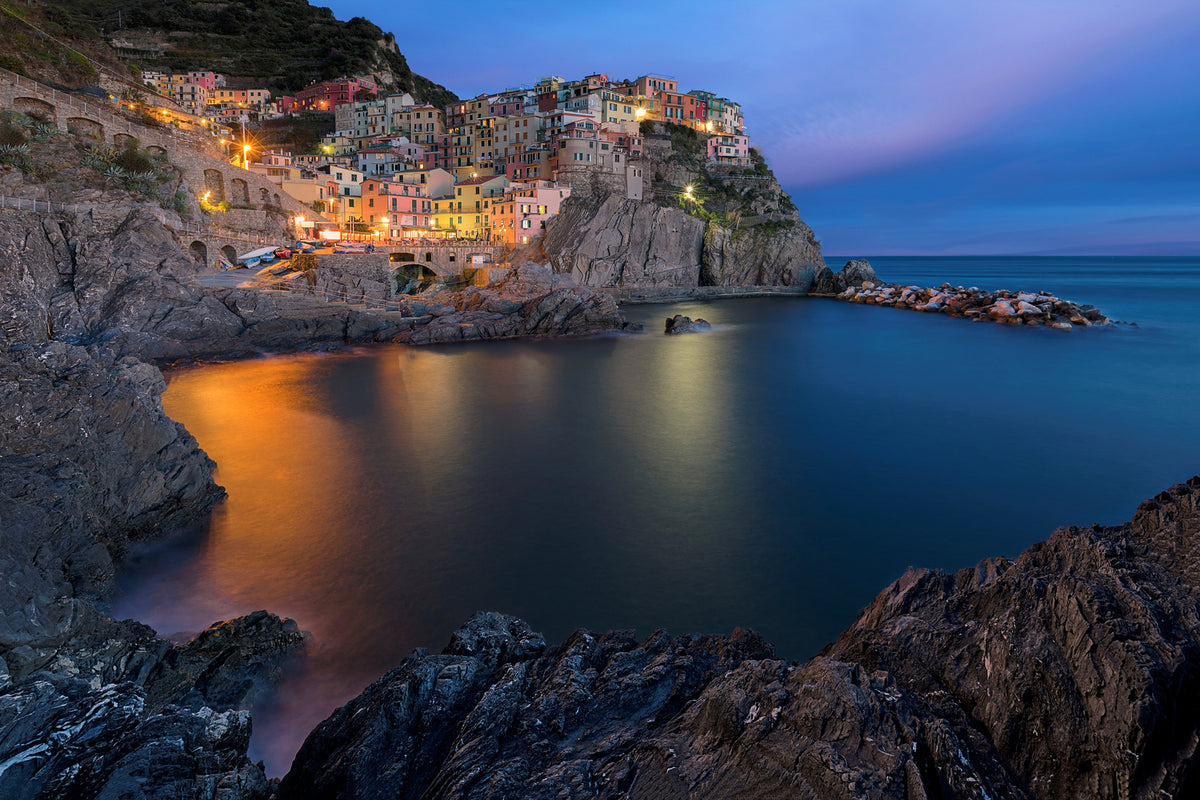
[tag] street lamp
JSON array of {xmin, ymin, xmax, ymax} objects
[{"xmin": 243, "ymin": 143, "xmax": 250, "ymax": 169}]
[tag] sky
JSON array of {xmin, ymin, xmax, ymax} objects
[{"xmin": 325, "ymin": 0, "xmax": 1200, "ymax": 255}]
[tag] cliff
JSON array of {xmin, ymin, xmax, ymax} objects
[
  {"xmin": 541, "ymin": 122, "xmax": 825, "ymax": 292},
  {"xmin": 277, "ymin": 477, "xmax": 1200, "ymax": 800}
]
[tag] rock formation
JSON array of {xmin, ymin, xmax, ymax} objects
[
  {"xmin": 812, "ymin": 258, "xmax": 878, "ymax": 294},
  {"xmin": 276, "ymin": 476, "xmax": 1200, "ymax": 800},
  {"xmin": 541, "ymin": 123, "xmax": 825, "ymax": 292},
  {"xmin": 664, "ymin": 314, "xmax": 712, "ymax": 334}
]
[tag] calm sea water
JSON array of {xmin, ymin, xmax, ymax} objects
[{"xmin": 114, "ymin": 256, "xmax": 1200, "ymax": 775}]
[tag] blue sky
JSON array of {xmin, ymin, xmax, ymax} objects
[{"xmin": 327, "ymin": 0, "xmax": 1199, "ymax": 255}]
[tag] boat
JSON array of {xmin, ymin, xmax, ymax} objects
[
  {"xmin": 237, "ymin": 245, "xmax": 280, "ymax": 267},
  {"xmin": 274, "ymin": 248, "xmax": 292, "ymax": 260},
  {"xmin": 260, "ymin": 252, "xmax": 277, "ymax": 264}
]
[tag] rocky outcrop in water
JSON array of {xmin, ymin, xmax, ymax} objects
[
  {"xmin": 812, "ymin": 258, "xmax": 878, "ymax": 294},
  {"xmin": 542, "ymin": 194, "xmax": 825, "ymax": 292},
  {"xmin": 275, "ymin": 476, "xmax": 1200, "ymax": 800},
  {"xmin": 664, "ymin": 314, "xmax": 711, "ymax": 334}
]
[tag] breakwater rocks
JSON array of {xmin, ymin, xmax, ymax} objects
[
  {"xmin": 276, "ymin": 476, "xmax": 1200, "ymax": 800},
  {"xmin": 813, "ymin": 259, "xmax": 1112, "ymax": 328}
]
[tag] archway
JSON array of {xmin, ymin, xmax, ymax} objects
[
  {"xmin": 220, "ymin": 245, "xmax": 238, "ymax": 264},
  {"xmin": 13, "ymin": 97, "xmax": 54, "ymax": 120},
  {"xmin": 259, "ymin": 187, "xmax": 270, "ymax": 204},
  {"xmin": 203, "ymin": 170, "xmax": 225, "ymax": 202},
  {"xmin": 66, "ymin": 117, "xmax": 103, "ymax": 141},
  {"xmin": 189, "ymin": 240, "xmax": 208, "ymax": 265},
  {"xmin": 113, "ymin": 133, "xmax": 138, "ymax": 150},
  {"xmin": 273, "ymin": 193, "xmax": 280, "ymax": 206},
  {"xmin": 146, "ymin": 145, "xmax": 166, "ymax": 158},
  {"xmin": 230, "ymin": 178, "xmax": 249, "ymax": 205}
]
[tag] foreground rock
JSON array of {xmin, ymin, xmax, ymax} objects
[
  {"xmin": 0, "ymin": 611, "xmax": 304, "ymax": 800},
  {"xmin": 664, "ymin": 314, "xmax": 712, "ymax": 334},
  {"xmin": 278, "ymin": 476, "xmax": 1200, "ymax": 800},
  {"xmin": 813, "ymin": 259, "xmax": 1112, "ymax": 328}
]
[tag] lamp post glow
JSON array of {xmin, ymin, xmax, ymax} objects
[{"xmin": 242, "ymin": 143, "xmax": 250, "ymax": 169}]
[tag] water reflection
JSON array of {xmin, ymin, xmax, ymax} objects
[{"xmin": 116, "ymin": 261, "xmax": 1200, "ymax": 775}]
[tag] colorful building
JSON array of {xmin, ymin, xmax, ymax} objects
[
  {"xmin": 706, "ymin": 133, "xmax": 750, "ymax": 166},
  {"xmin": 431, "ymin": 175, "xmax": 507, "ymax": 239},
  {"xmin": 362, "ymin": 178, "xmax": 432, "ymax": 237},
  {"xmin": 292, "ymin": 77, "xmax": 378, "ymax": 112},
  {"xmin": 491, "ymin": 184, "xmax": 572, "ymax": 245}
]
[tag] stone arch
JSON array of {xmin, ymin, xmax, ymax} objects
[
  {"xmin": 230, "ymin": 178, "xmax": 249, "ymax": 205},
  {"xmin": 13, "ymin": 97, "xmax": 54, "ymax": 120},
  {"xmin": 113, "ymin": 133, "xmax": 138, "ymax": 150},
  {"xmin": 189, "ymin": 240, "xmax": 208, "ymax": 265},
  {"xmin": 203, "ymin": 170, "xmax": 225, "ymax": 202},
  {"xmin": 220, "ymin": 245, "xmax": 238, "ymax": 263},
  {"xmin": 259, "ymin": 187, "xmax": 270, "ymax": 203},
  {"xmin": 66, "ymin": 117, "xmax": 104, "ymax": 140},
  {"xmin": 146, "ymin": 145, "xmax": 166, "ymax": 158},
  {"xmin": 273, "ymin": 193, "xmax": 280, "ymax": 207}
]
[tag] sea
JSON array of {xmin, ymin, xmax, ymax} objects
[{"xmin": 113, "ymin": 256, "xmax": 1200, "ymax": 775}]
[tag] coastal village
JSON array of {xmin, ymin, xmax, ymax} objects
[{"xmin": 136, "ymin": 68, "xmax": 749, "ymax": 247}]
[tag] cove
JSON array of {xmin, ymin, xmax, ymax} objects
[{"xmin": 114, "ymin": 256, "xmax": 1200, "ymax": 775}]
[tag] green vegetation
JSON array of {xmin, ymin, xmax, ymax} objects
[{"xmin": 40, "ymin": 0, "xmax": 457, "ymax": 105}]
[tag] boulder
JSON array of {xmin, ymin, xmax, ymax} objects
[{"xmin": 664, "ymin": 314, "xmax": 713, "ymax": 334}]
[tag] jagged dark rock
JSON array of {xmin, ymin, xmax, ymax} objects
[
  {"xmin": 0, "ymin": 611, "xmax": 303, "ymax": 800},
  {"xmin": 664, "ymin": 314, "xmax": 712, "ymax": 334},
  {"xmin": 812, "ymin": 258, "xmax": 878, "ymax": 295},
  {"xmin": 275, "ymin": 477, "xmax": 1200, "ymax": 800}
]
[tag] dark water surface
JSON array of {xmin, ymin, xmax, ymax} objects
[{"xmin": 114, "ymin": 256, "xmax": 1200, "ymax": 774}]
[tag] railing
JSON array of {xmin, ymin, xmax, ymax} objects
[
  {"xmin": 0, "ymin": 194, "xmax": 79, "ymax": 213},
  {"xmin": 0, "ymin": 66, "xmax": 218, "ymax": 152},
  {"xmin": 177, "ymin": 219, "xmax": 280, "ymax": 247}
]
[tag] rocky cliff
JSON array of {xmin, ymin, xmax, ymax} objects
[
  {"xmin": 541, "ymin": 123, "xmax": 825, "ymax": 291},
  {"xmin": 276, "ymin": 476, "xmax": 1200, "ymax": 800}
]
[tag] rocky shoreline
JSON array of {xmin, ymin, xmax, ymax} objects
[
  {"xmin": 0, "ymin": 191, "xmax": 1157, "ymax": 799},
  {"xmin": 278, "ymin": 475, "xmax": 1200, "ymax": 800}
]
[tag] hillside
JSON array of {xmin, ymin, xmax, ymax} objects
[{"xmin": 5, "ymin": 0, "xmax": 457, "ymax": 105}]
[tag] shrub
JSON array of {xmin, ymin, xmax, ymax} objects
[
  {"xmin": 115, "ymin": 148, "xmax": 154, "ymax": 173},
  {"xmin": 0, "ymin": 123, "xmax": 27, "ymax": 147},
  {"xmin": 0, "ymin": 53, "xmax": 27, "ymax": 76}
]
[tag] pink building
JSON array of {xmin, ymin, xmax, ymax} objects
[
  {"xmin": 293, "ymin": 78, "xmax": 378, "ymax": 112},
  {"xmin": 491, "ymin": 185, "xmax": 572, "ymax": 245},
  {"xmin": 362, "ymin": 178, "xmax": 432, "ymax": 236},
  {"xmin": 706, "ymin": 133, "xmax": 750, "ymax": 166}
]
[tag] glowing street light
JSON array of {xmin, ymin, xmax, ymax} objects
[
  {"xmin": 684, "ymin": 184, "xmax": 694, "ymax": 199},
  {"xmin": 242, "ymin": 143, "xmax": 251, "ymax": 169}
]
